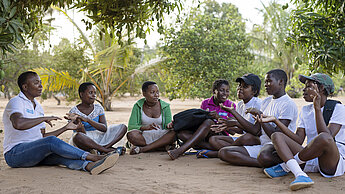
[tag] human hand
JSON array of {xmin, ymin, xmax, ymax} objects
[
  {"xmin": 255, "ymin": 114, "xmax": 276, "ymax": 123},
  {"xmin": 245, "ymin": 107, "xmax": 262, "ymax": 116},
  {"xmin": 65, "ymin": 113, "xmax": 85, "ymax": 122},
  {"xmin": 167, "ymin": 122, "xmax": 173, "ymax": 129},
  {"xmin": 308, "ymin": 82, "xmax": 322, "ymax": 109},
  {"xmin": 44, "ymin": 116, "xmax": 61, "ymax": 127},
  {"xmin": 141, "ymin": 123, "xmax": 160, "ymax": 131},
  {"xmin": 209, "ymin": 111, "xmax": 221, "ymax": 120},
  {"xmin": 220, "ymin": 103, "xmax": 235, "ymax": 113},
  {"xmin": 65, "ymin": 120, "xmax": 83, "ymax": 131},
  {"xmin": 218, "ymin": 118, "xmax": 238, "ymax": 127},
  {"xmin": 210, "ymin": 124, "xmax": 225, "ymax": 133}
]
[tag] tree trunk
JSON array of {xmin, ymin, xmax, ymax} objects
[
  {"xmin": 53, "ymin": 95, "xmax": 61, "ymax": 105},
  {"xmin": 104, "ymin": 98, "xmax": 112, "ymax": 111}
]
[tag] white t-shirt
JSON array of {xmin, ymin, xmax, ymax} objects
[
  {"xmin": 298, "ymin": 103, "xmax": 345, "ymax": 156},
  {"xmin": 260, "ymin": 94, "xmax": 298, "ymax": 145},
  {"xmin": 237, "ymin": 97, "xmax": 262, "ymax": 125},
  {"xmin": 3, "ymin": 92, "xmax": 45, "ymax": 154}
]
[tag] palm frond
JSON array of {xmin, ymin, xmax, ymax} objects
[{"xmin": 33, "ymin": 67, "xmax": 80, "ymax": 92}]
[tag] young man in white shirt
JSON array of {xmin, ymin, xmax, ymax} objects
[
  {"xmin": 3, "ymin": 71, "xmax": 118, "ymax": 175},
  {"xmin": 257, "ymin": 73, "xmax": 345, "ymax": 191},
  {"xmin": 218, "ymin": 69, "xmax": 298, "ymax": 167}
]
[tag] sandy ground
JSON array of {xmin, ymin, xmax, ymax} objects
[{"xmin": 1, "ymin": 96, "xmax": 345, "ymax": 193}]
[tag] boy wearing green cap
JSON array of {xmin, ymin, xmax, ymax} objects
[{"xmin": 256, "ymin": 73, "xmax": 345, "ymax": 191}]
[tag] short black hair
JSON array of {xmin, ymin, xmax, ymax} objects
[
  {"xmin": 17, "ymin": 71, "xmax": 38, "ymax": 92},
  {"xmin": 252, "ymin": 84, "xmax": 260, "ymax": 97},
  {"xmin": 267, "ymin": 69, "xmax": 288, "ymax": 87},
  {"xmin": 212, "ymin": 79, "xmax": 229, "ymax": 92},
  {"xmin": 142, "ymin": 81, "xmax": 157, "ymax": 92},
  {"xmin": 78, "ymin": 82, "xmax": 95, "ymax": 98}
]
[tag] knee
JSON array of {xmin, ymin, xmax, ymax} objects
[
  {"xmin": 218, "ymin": 147, "xmax": 235, "ymax": 161},
  {"xmin": 120, "ymin": 124, "xmax": 128, "ymax": 132},
  {"xmin": 218, "ymin": 147, "xmax": 228, "ymax": 160},
  {"xmin": 204, "ymin": 119, "xmax": 214, "ymax": 126},
  {"xmin": 271, "ymin": 132, "xmax": 284, "ymax": 144},
  {"xmin": 209, "ymin": 136, "xmax": 217, "ymax": 145},
  {"xmin": 73, "ymin": 132, "xmax": 84, "ymax": 143},
  {"xmin": 126, "ymin": 131, "xmax": 139, "ymax": 143},
  {"xmin": 45, "ymin": 136, "xmax": 59, "ymax": 143},
  {"xmin": 257, "ymin": 151, "xmax": 275, "ymax": 168},
  {"xmin": 316, "ymin": 132, "xmax": 334, "ymax": 146}
]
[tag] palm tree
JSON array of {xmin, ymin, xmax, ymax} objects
[{"xmin": 34, "ymin": 6, "xmax": 166, "ymax": 110}]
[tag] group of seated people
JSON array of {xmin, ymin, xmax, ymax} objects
[{"xmin": 2, "ymin": 69, "xmax": 345, "ymax": 191}]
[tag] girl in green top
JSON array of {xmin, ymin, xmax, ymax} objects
[{"xmin": 127, "ymin": 81, "xmax": 175, "ymax": 154}]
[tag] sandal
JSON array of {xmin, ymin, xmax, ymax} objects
[
  {"xmin": 115, "ymin": 146, "xmax": 126, "ymax": 156},
  {"xmin": 196, "ymin": 149, "xmax": 210, "ymax": 158},
  {"xmin": 130, "ymin": 146, "xmax": 141, "ymax": 155}
]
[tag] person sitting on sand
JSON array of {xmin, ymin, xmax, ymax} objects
[
  {"xmin": 67, "ymin": 82, "xmax": 127, "ymax": 154},
  {"xmin": 218, "ymin": 69, "xmax": 298, "ymax": 168},
  {"xmin": 197, "ymin": 73, "xmax": 262, "ymax": 158},
  {"xmin": 168, "ymin": 79, "xmax": 236, "ymax": 160},
  {"xmin": 127, "ymin": 81, "xmax": 176, "ymax": 154},
  {"xmin": 2, "ymin": 71, "xmax": 119, "ymax": 175},
  {"xmin": 257, "ymin": 73, "xmax": 345, "ymax": 191}
]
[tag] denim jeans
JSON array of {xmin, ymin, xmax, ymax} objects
[{"xmin": 4, "ymin": 136, "xmax": 90, "ymax": 171}]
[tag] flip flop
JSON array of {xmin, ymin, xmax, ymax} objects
[
  {"xmin": 184, "ymin": 148, "xmax": 199, "ymax": 155},
  {"xmin": 130, "ymin": 146, "xmax": 141, "ymax": 155},
  {"xmin": 90, "ymin": 152, "xmax": 119, "ymax": 175},
  {"xmin": 115, "ymin": 146, "xmax": 126, "ymax": 156},
  {"xmin": 196, "ymin": 149, "xmax": 210, "ymax": 158}
]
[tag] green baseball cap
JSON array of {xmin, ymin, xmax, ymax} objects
[{"xmin": 298, "ymin": 73, "xmax": 335, "ymax": 94}]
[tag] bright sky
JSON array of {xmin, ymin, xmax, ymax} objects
[{"xmin": 49, "ymin": 0, "xmax": 290, "ymax": 49}]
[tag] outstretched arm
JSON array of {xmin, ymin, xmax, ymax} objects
[
  {"xmin": 43, "ymin": 121, "xmax": 82, "ymax": 137},
  {"xmin": 10, "ymin": 113, "xmax": 61, "ymax": 130},
  {"xmin": 256, "ymin": 115, "xmax": 305, "ymax": 144},
  {"xmin": 221, "ymin": 104, "xmax": 261, "ymax": 136},
  {"xmin": 66, "ymin": 113, "xmax": 107, "ymax": 132}
]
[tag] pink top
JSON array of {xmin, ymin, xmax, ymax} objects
[{"xmin": 200, "ymin": 96, "xmax": 236, "ymax": 120}]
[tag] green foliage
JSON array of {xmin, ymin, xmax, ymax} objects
[
  {"xmin": 0, "ymin": 44, "xmax": 53, "ymax": 98},
  {"xmin": 0, "ymin": 0, "xmax": 182, "ymax": 56},
  {"xmin": 289, "ymin": 0, "xmax": 345, "ymax": 74},
  {"xmin": 161, "ymin": 0, "xmax": 253, "ymax": 100},
  {"xmin": 250, "ymin": 2, "xmax": 308, "ymax": 83},
  {"xmin": 74, "ymin": 0, "xmax": 182, "ymax": 44}
]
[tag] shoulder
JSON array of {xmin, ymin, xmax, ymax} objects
[
  {"xmin": 261, "ymin": 96, "xmax": 273, "ymax": 106},
  {"xmin": 6, "ymin": 95, "xmax": 24, "ymax": 110},
  {"xmin": 334, "ymin": 103, "xmax": 345, "ymax": 113},
  {"xmin": 224, "ymin": 99, "xmax": 234, "ymax": 106},
  {"xmin": 159, "ymin": 99, "xmax": 170, "ymax": 108},
  {"xmin": 301, "ymin": 104, "xmax": 313, "ymax": 114},
  {"xmin": 94, "ymin": 103, "xmax": 105, "ymax": 112},
  {"xmin": 69, "ymin": 105, "xmax": 78, "ymax": 113},
  {"xmin": 135, "ymin": 98, "xmax": 145, "ymax": 107},
  {"xmin": 279, "ymin": 95, "xmax": 297, "ymax": 107},
  {"xmin": 237, "ymin": 100, "xmax": 244, "ymax": 107},
  {"xmin": 201, "ymin": 97, "xmax": 212, "ymax": 105}
]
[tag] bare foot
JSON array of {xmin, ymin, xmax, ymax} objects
[{"xmin": 167, "ymin": 149, "xmax": 181, "ymax": 160}]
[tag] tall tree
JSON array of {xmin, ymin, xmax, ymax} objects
[
  {"xmin": 161, "ymin": 0, "xmax": 253, "ymax": 99},
  {"xmin": 250, "ymin": 2, "xmax": 307, "ymax": 83},
  {"xmin": 0, "ymin": 0, "xmax": 182, "ymax": 56},
  {"xmin": 289, "ymin": 0, "xmax": 345, "ymax": 74}
]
